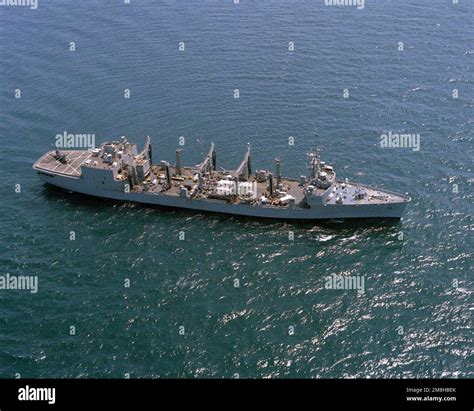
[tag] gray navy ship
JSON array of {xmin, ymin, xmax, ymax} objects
[{"xmin": 33, "ymin": 136, "xmax": 410, "ymax": 220}]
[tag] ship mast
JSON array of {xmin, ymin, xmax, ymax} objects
[{"xmin": 308, "ymin": 130, "xmax": 322, "ymax": 179}]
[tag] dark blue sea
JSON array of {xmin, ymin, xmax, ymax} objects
[{"xmin": 0, "ymin": 0, "xmax": 472, "ymax": 378}]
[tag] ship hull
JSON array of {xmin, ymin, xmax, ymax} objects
[{"xmin": 37, "ymin": 172, "xmax": 408, "ymax": 220}]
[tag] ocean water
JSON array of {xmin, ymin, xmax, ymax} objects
[{"xmin": 0, "ymin": 0, "xmax": 472, "ymax": 378}]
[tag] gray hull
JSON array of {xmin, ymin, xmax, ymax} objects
[{"xmin": 38, "ymin": 173, "xmax": 407, "ymax": 220}]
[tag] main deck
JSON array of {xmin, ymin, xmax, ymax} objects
[{"xmin": 139, "ymin": 165, "xmax": 306, "ymax": 204}]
